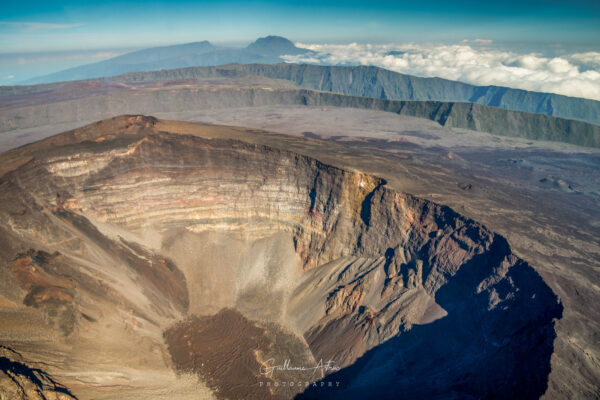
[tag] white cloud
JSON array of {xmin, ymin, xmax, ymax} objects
[
  {"xmin": 91, "ymin": 51, "xmax": 119, "ymax": 59},
  {"xmin": 283, "ymin": 42, "xmax": 600, "ymax": 101},
  {"xmin": 9, "ymin": 52, "xmax": 115, "ymax": 65},
  {"xmin": 6, "ymin": 75, "xmax": 14, "ymax": 79},
  {"xmin": 569, "ymin": 52, "xmax": 600, "ymax": 71},
  {"xmin": 0, "ymin": 21, "xmax": 82, "ymax": 31},
  {"xmin": 462, "ymin": 39, "xmax": 493, "ymax": 45}
]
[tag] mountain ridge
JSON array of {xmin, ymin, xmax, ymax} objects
[
  {"xmin": 23, "ymin": 36, "xmax": 313, "ymax": 85},
  {"xmin": 1, "ymin": 83, "xmax": 599, "ymax": 148},
  {"xmin": 20, "ymin": 62, "xmax": 600, "ymax": 125}
]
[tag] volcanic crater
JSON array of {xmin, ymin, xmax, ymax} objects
[{"xmin": 0, "ymin": 115, "xmax": 562, "ymax": 399}]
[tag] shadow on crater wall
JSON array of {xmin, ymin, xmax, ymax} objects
[{"xmin": 298, "ymin": 236, "xmax": 563, "ymax": 400}]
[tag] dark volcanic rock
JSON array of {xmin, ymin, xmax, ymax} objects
[{"xmin": 165, "ymin": 308, "xmax": 316, "ymax": 400}]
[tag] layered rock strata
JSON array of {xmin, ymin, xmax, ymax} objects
[{"xmin": 0, "ymin": 116, "xmax": 562, "ymax": 399}]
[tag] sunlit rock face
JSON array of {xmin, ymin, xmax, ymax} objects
[{"xmin": 0, "ymin": 116, "xmax": 561, "ymax": 400}]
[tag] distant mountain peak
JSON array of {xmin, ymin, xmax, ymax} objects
[
  {"xmin": 246, "ymin": 35, "xmax": 308, "ymax": 55},
  {"xmin": 25, "ymin": 35, "xmax": 307, "ymax": 84},
  {"xmin": 251, "ymin": 35, "xmax": 294, "ymax": 46},
  {"xmin": 164, "ymin": 40, "xmax": 215, "ymax": 51}
]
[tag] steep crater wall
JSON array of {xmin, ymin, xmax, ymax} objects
[{"xmin": 0, "ymin": 117, "xmax": 562, "ymax": 399}]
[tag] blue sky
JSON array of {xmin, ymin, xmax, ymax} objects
[
  {"xmin": 1, "ymin": 0, "xmax": 599, "ymax": 52},
  {"xmin": 1, "ymin": 1, "xmax": 599, "ymax": 88}
]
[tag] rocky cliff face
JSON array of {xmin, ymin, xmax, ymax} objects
[
  {"xmin": 14, "ymin": 62, "xmax": 600, "ymax": 125},
  {"xmin": 0, "ymin": 116, "xmax": 562, "ymax": 399},
  {"xmin": 227, "ymin": 63, "xmax": 600, "ymax": 125},
  {"xmin": 2, "ymin": 83, "xmax": 599, "ymax": 148}
]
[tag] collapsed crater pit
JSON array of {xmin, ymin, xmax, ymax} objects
[{"xmin": 0, "ymin": 116, "xmax": 562, "ymax": 399}]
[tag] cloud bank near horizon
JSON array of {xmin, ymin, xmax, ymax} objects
[
  {"xmin": 0, "ymin": 21, "xmax": 83, "ymax": 31},
  {"xmin": 284, "ymin": 42, "xmax": 600, "ymax": 101}
]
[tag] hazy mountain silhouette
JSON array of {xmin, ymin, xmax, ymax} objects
[
  {"xmin": 19, "ymin": 39, "xmax": 600, "ymax": 125},
  {"xmin": 24, "ymin": 36, "xmax": 313, "ymax": 84}
]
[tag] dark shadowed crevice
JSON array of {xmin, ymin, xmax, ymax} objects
[
  {"xmin": 0, "ymin": 354, "xmax": 79, "ymax": 399},
  {"xmin": 360, "ymin": 183, "xmax": 383, "ymax": 226},
  {"xmin": 489, "ymin": 86, "xmax": 508, "ymax": 107}
]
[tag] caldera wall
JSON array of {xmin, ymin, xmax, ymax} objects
[{"xmin": 0, "ymin": 116, "xmax": 562, "ymax": 399}]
